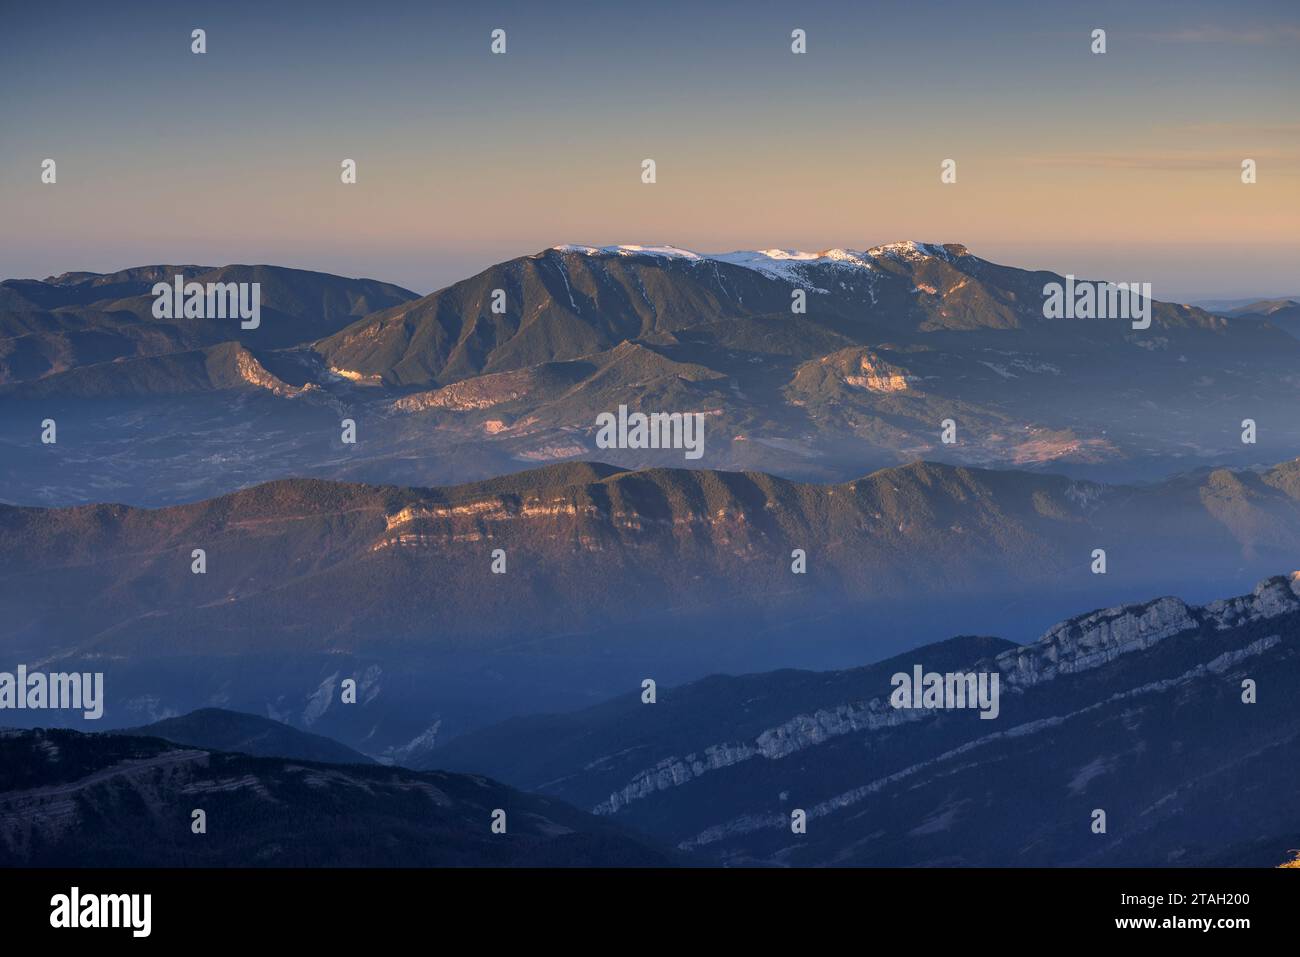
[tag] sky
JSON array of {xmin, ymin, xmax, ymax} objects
[{"xmin": 1, "ymin": 0, "xmax": 1297, "ymax": 299}]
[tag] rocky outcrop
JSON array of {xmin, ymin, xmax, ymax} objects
[
  {"xmin": 681, "ymin": 630, "xmax": 1287, "ymax": 851},
  {"xmin": 595, "ymin": 699, "xmax": 922, "ymax": 814},
  {"xmin": 1205, "ymin": 572, "xmax": 1300, "ymax": 628},
  {"xmin": 994, "ymin": 596, "xmax": 1199, "ymax": 690},
  {"xmin": 998, "ymin": 573, "xmax": 1300, "ymax": 692},
  {"xmin": 794, "ymin": 346, "xmax": 915, "ymax": 395},
  {"xmin": 594, "ymin": 574, "xmax": 1300, "ymax": 816},
  {"xmin": 392, "ymin": 369, "xmax": 534, "ymax": 412},
  {"xmin": 231, "ymin": 347, "xmax": 313, "ymax": 397}
]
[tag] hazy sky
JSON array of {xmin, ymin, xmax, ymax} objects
[{"xmin": 2, "ymin": 0, "xmax": 1297, "ymax": 299}]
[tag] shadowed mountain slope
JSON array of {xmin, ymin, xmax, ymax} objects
[
  {"xmin": 429, "ymin": 574, "xmax": 1300, "ymax": 866},
  {"xmin": 0, "ymin": 728, "xmax": 674, "ymax": 866},
  {"xmin": 125, "ymin": 708, "xmax": 373, "ymax": 765}
]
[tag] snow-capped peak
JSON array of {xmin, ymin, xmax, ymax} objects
[
  {"xmin": 707, "ymin": 248, "xmax": 878, "ymax": 284},
  {"xmin": 552, "ymin": 242, "xmax": 966, "ymax": 282},
  {"xmin": 551, "ymin": 244, "xmax": 703, "ymax": 261},
  {"xmin": 866, "ymin": 241, "xmax": 964, "ymax": 262}
]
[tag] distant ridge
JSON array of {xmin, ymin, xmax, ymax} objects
[
  {"xmin": 5, "ymin": 457, "xmax": 1300, "ymax": 657},
  {"xmin": 125, "ymin": 708, "xmax": 374, "ymax": 765},
  {"xmin": 6, "ymin": 249, "xmax": 1299, "ymax": 492},
  {"xmin": 317, "ymin": 240, "xmax": 1269, "ymax": 390}
]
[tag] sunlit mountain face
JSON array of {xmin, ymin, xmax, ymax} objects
[{"xmin": 4, "ymin": 245, "xmax": 1298, "ymax": 511}]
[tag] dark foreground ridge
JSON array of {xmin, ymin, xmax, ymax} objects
[{"xmin": 0, "ymin": 726, "xmax": 675, "ymax": 867}]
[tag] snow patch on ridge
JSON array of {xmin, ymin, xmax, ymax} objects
[
  {"xmin": 710, "ymin": 248, "xmax": 875, "ymax": 285},
  {"xmin": 551, "ymin": 241, "xmax": 967, "ymax": 287},
  {"xmin": 552, "ymin": 244, "xmax": 703, "ymax": 261}
]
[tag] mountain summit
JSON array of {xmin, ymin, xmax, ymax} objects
[
  {"xmin": 550, "ymin": 240, "xmax": 971, "ymax": 284},
  {"xmin": 321, "ymin": 239, "xmax": 1253, "ymax": 389},
  {"xmin": 5, "ymin": 248, "xmax": 1299, "ymax": 504}
]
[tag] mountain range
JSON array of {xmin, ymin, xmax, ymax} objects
[
  {"xmin": 6, "ymin": 456, "xmax": 1299, "ymax": 656},
  {"xmin": 3, "ymin": 572, "xmax": 1296, "ymax": 867},
  {"xmin": 4, "ymin": 244, "xmax": 1298, "ymax": 868},
  {"xmin": 0, "ymin": 263, "xmax": 416, "ymax": 379},
  {"xmin": 428, "ymin": 573, "xmax": 1300, "ymax": 866},
  {"xmin": 3, "ymin": 456, "xmax": 1299, "ymax": 756},
  {"xmin": 4, "ymin": 243, "xmax": 1298, "ymax": 508},
  {"xmin": 1211, "ymin": 298, "xmax": 1300, "ymax": 340}
]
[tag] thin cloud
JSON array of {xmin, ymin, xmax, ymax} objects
[
  {"xmin": 1153, "ymin": 123, "xmax": 1300, "ymax": 138},
  {"xmin": 1020, "ymin": 150, "xmax": 1300, "ymax": 172},
  {"xmin": 1149, "ymin": 25, "xmax": 1300, "ymax": 45}
]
